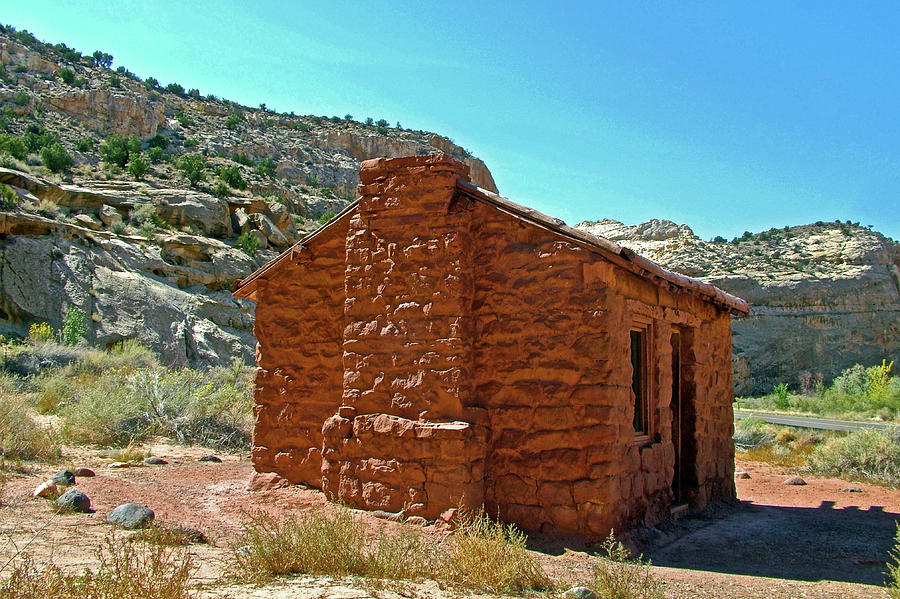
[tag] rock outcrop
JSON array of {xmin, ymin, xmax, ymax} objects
[{"xmin": 576, "ymin": 219, "xmax": 900, "ymax": 394}]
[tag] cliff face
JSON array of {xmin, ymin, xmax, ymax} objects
[
  {"xmin": 576, "ymin": 219, "xmax": 900, "ymax": 395},
  {"xmin": 0, "ymin": 26, "xmax": 497, "ymax": 366}
]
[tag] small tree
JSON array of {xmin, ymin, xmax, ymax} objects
[
  {"xmin": 92, "ymin": 50, "xmax": 113, "ymax": 68},
  {"xmin": 176, "ymin": 153, "xmax": 207, "ymax": 186},
  {"xmin": 219, "ymin": 165, "xmax": 247, "ymax": 189},
  {"xmin": 225, "ymin": 110, "xmax": 244, "ymax": 130},
  {"xmin": 62, "ymin": 306, "xmax": 87, "ymax": 346},
  {"xmin": 40, "ymin": 143, "xmax": 73, "ymax": 172},
  {"xmin": 127, "ymin": 155, "xmax": 149, "ymax": 180},
  {"xmin": 236, "ymin": 231, "xmax": 259, "ymax": 256}
]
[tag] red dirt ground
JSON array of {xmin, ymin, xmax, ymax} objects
[{"xmin": 0, "ymin": 446, "xmax": 894, "ymax": 598}]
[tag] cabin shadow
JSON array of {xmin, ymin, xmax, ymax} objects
[{"xmin": 640, "ymin": 500, "xmax": 896, "ymax": 586}]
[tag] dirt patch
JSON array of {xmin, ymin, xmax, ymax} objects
[{"xmin": 0, "ymin": 449, "xmax": 894, "ymax": 598}]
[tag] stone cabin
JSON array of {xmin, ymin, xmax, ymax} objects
[{"xmin": 233, "ymin": 154, "xmax": 749, "ymax": 535}]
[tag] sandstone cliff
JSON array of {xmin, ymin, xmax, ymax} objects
[
  {"xmin": 576, "ymin": 218, "xmax": 900, "ymax": 394},
  {"xmin": 0, "ymin": 25, "xmax": 496, "ymax": 366}
]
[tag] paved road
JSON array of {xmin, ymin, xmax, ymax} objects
[{"xmin": 734, "ymin": 409, "xmax": 894, "ymax": 432}]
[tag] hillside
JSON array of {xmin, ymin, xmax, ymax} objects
[
  {"xmin": 576, "ymin": 218, "xmax": 900, "ymax": 394},
  {"xmin": 0, "ymin": 25, "xmax": 494, "ymax": 366}
]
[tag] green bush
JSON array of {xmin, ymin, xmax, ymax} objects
[
  {"xmin": 219, "ymin": 165, "xmax": 247, "ymax": 189},
  {"xmin": 146, "ymin": 134, "xmax": 168, "ymax": 149},
  {"xmin": 232, "ymin": 152, "xmax": 252, "ymax": 166},
  {"xmin": 887, "ymin": 523, "xmax": 900, "ymax": 597},
  {"xmin": 733, "ymin": 416, "xmax": 774, "ymax": 448},
  {"xmin": 108, "ymin": 73, "xmax": 121, "ymax": 87},
  {"xmin": 773, "ymin": 382, "xmax": 790, "ymax": 410},
  {"xmin": 174, "ymin": 109, "xmax": 193, "ymax": 128},
  {"xmin": 75, "ymin": 137, "xmax": 94, "ymax": 152},
  {"xmin": 40, "ymin": 142, "xmax": 73, "ymax": 172},
  {"xmin": 58, "ymin": 67, "xmax": 75, "ymax": 84},
  {"xmin": 12, "ymin": 91, "xmax": 30, "ymax": 106},
  {"xmin": 0, "ymin": 134, "xmax": 28, "ymax": 160},
  {"xmin": 213, "ymin": 181, "xmax": 230, "ymax": 198},
  {"xmin": 183, "ymin": 138, "xmax": 198, "ymax": 148},
  {"xmin": 128, "ymin": 155, "xmax": 149, "ymax": 180},
  {"xmin": 235, "ymin": 231, "xmax": 259, "ymax": 256},
  {"xmin": 317, "ymin": 211, "xmax": 337, "ymax": 225},
  {"xmin": 99, "ymin": 134, "xmax": 141, "ymax": 167},
  {"xmin": 175, "ymin": 153, "xmax": 207, "ymax": 186},
  {"xmin": 61, "ymin": 306, "xmax": 87, "ymax": 346},
  {"xmin": 166, "ymin": 82, "xmax": 186, "ymax": 96},
  {"xmin": 144, "ymin": 77, "xmax": 159, "ymax": 89},
  {"xmin": 225, "ymin": 110, "xmax": 244, "ymax": 130},
  {"xmin": 146, "ymin": 146, "xmax": 167, "ymax": 163},
  {"xmin": 24, "ymin": 125, "xmax": 58, "ymax": 153},
  {"xmin": 254, "ymin": 156, "xmax": 276, "ymax": 178},
  {"xmin": 807, "ymin": 427, "xmax": 900, "ymax": 486},
  {"xmin": 0, "ymin": 183, "xmax": 18, "ymax": 209}
]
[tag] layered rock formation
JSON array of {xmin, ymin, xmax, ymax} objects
[{"xmin": 576, "ymin": 219, "xmax": 900, "ymax": 394}]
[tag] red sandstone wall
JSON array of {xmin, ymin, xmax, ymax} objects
[
  {"xmin": 471, "ymin": 202, "xmax": 736, "ymax": 535},
  {"xmin": 321, "ymin": 156, "xmax": 487, "ymax": 518},
  {"xmin": 251, "ymin": 218, "xmax": 349, "ymax": 486}
]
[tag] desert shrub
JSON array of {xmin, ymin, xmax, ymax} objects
[
  {"xmin": 61, "ymin": 306, "xmax": 87, "ymax": 346},
  {"xmin": 772, "ymin": 382, "xmax": 790, "ymax": 410},
  {"xmin": 174, "ymin": 109, "xmax": 193, "ymax": 128},
  {"xmin": 108, "ymin": 73, "xmax": 121, "ymax": 87},
  {"xmin": 147, "ymin": 146, "xmax": 167, "ymax": 163},
  {"xmin": 59, "ymin": 362, "xmax": 252, "ymax": 448},
  {"xmin": 23, "ymin": 125, "xmax": 59, "ymax": 153},
  {"xmin": 166, "ymin": 82, "xmax": 186, "ymax": 96},
  {"xmin": 12, "ymin": 91, "xmax": 30, "ymax": 106},
  {"xmin": 235, "ymin": 231, "xmax": 259, "ymax": 256},
  {"xmin": 232, "ymin": 508, "xmax": 439, "ymax": 582},
  {"xmin": 35, "ymin": 369, "xmax": 75, "ymax": 413},
  {"xmin": 144, "ymin": 77, "xmax": 159, "ymax": 89},
  {"xmin": 449, "ymin": 511, "xmax": 551, "ymax": 593},
  {"xmin": 305, "ymin": 172, "xmax": 319, "ymax": 186},
  {"xmin": 219, "ymin": 164, "xmax": 247, "ymax": 189},
  {"xmin": 0, "ymin": 134, "xmax": 28, "ymax": 160},
  {"xmin": 40, "ymin": 143, "xmax": 73, "ymax": 172},
  {"xmin": 0, "ymin": 535, "xmax": 194, "ymax": 599},
  {"xmin": 0, "ymin": 183, "xmax": 18, "ymax": 209},
  {"xmin": 75, "ymin": 137, "xmax": 94, "ymax": 152},
  {"xmin": 99, "ymin": 134, "xmax": 141, "ymax": 167},
  {"xmin": 128, "ymin": 155, "xmax": 149, "ymax": 180},
  {"xmin": 833, "ymin": 364, "xmax": 869, "ymax": 396},
  {"xmin": 588, "ymin": 531, "xmax": 664, "ymax": 599},
  {"xmin": 146, "ymin": 134, "xmax": 168, "ymax": 149},
  {"xmin": 129, "ymin": 524, "xmax": 206, "ymax": 547},
  {"xmin": 733, "ymin": 416, "xmax": 774, "ymax": 448},
  {"xmin": 254, "ymin": 156, "xmax": 276, "ymax": 178},
  {"xmin": 317, "ymin": 211, "xmax": 337, "ymax": 225},
  {"xmin": 176, "ymin": 153, "xmax": 206, "ymax": 186},
  {"xmin": 58, "ymin": 67, "xmax": 75, "ymax": 84},
  {"xmin": 807, "ymin": 427, "xmax": 900, "ymax": 486},
  {"xmin": 231, "ymin": 152, "xmax": 252, "ymax": 166},
  {"xmin": 213, "ymin": 180, "xmax": 230, "ymax": 198},
  {"xmin": 225, "ymin": 110, "xmax": 244, "ymax": 130},
  {"xmin": 887, "ymin": 523, "xmax": 900, "ymax": 597},
  {"xmin": 68, "ymin": 339, "xmax": 158, "ymax": 376},
  {"xmin": 0, "ymin": 393, "xmax": 60, "ymax": 462},
  {"xmin": 28, "ymin": 321, "xmax": 53, "ymax": 342}
]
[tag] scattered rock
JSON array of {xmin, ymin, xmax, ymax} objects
[
  {"xmin": 73, "ymin": 467, "xmax": 95, "ymax": 477},
  {"xmin": 371, "ymin": 510, "xmax": 404, "ymax": 523},
  {"xmin": 784, "ymin": 476, "xmax": 807, "ymax": 486},
  {"xmin": 51, "ymin": 470, "xmax": 75, "ymax": 486},
  {"xmin": 247, "ymin": 471, "xmax": 289, "ymax": 491},
  {"xmin": 440, "ymin": 508, "xmax": 458, "ymax": 524},
  {"xmin": 106, "ymin": 503, "xmax": 155, "ymax": 529},
  {"xmin": 33, "ymin": 480, "xmax": 58, "ymax": 498},
  {"xmin": 72, "ymin": 213, "xmax": 103, "ymax": 230},
  {"xmin": 108, "ymin": 461, "xmax": 130, "ymax": 468},
  {"xmin": 843, "ymin": 486, "xmax": 863, "ymax": 493},
  {"xmin": 98, "ymin": 204, "xmax": 122, "ymax": 226},
  {"xmin": 735, "ymin": 471, "xmax": 751, "ymax": 479},
  {"xmin": 563, "ymin": 587, "xmax": 599, "ymax": 599},
  {"xmin": 199, "ymin": 455, "xmax": 222, "ymax": 463},
  {"xmin": 55, "ymin": 488, "xmax": 91, "ymax": 512},
  {"xmin": 144, "ymin": 456, "xmax": 168, "ymax": 465},
  {"xmin": 405, "ymin": 516, "xmax": 428, "ymax": 527}
]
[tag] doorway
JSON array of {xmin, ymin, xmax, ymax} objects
[{"xmin": 670, "ymin": 328, "xmax": 697, "ymax": 506}]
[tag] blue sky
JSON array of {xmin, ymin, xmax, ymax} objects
[{"xmin": 4, "ymin": 1, "xmax": 899, "ymax": 240}]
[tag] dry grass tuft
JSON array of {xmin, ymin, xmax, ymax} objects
[
  {"xmin": 0, "ymin": 393, "xmax": 60, "ymax": 463},
  {"xmin": 448, "ymin": 510, "xmax": 552, "ymax": 593},
  {"xmin": 589, "ymin": 531, "xmax": 664, "ymax": 599},
  {"xmin": 0, "ymin": 534, "xmax": 195, "ymax": 599},
  {"xmin": 129, "ymin": 524, "xmax": 207, "ymax": 546}
]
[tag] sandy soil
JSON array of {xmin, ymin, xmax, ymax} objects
[{"xmin": 0, "ymin": 446, "xmax": 894, "ymax": 598}]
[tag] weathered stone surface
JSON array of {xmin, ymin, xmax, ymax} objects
[
  {"xmin": 73, "ymin": 467, "xmax": 95, "ymax": 477},
  {"xmin": 98, "ymin": 204, "xmax": 122, "ymax": 226},
  {"xmin": 47, "ymin": 88, "xmax": 165, "ymax": 138},
  {"xmin": 72, "ymin": 213, "xmax": 102, "ymax": 230},
  {"xmin": 106, "ymin": 503, "xmax": 155, "ymax": 529},
  {"xmin": 51, "ymin": 470, "xmax": 75, "ymax": 486},
  {"xmin": 144, "ymin": 457, "xmax": 168, "ymax": 465},
  {"xmin": 247, "ymin": 213, "xmax": 289, "ymax": 247},
  {"xmin": 148, "ymin": 191, "xmax": 232, "ymax": 238},
  {"xmin": 247, "ymin": 471, "xmax": 289, "ymax": 491},
  {"xmin": 33, "ymin": 480, "xmax": 58, "ymax": 498},
  {"xmin": 56, "ymin": 488, "xmax": 91, "ymax": 512},
  {"xmin": 784, "ymin": 476, "xmax": 807, "ymax": 486}
]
